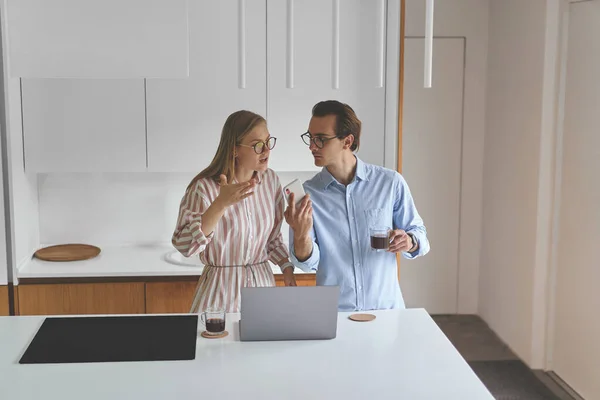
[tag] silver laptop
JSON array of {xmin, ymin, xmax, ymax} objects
[{"xmin": 239, "ymin": 286, "xmax": 340, "ymax": 341}]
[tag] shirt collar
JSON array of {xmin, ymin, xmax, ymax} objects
[
  {"xmin": 233, "ymin": 170, "xmax": 263, "ymax": 184},
  {"xmin": 318, "ymin": 156, "xmax": 368, "ymax": 190},
  {"xmin": 253, "ymin": 170, "xmax": 263, "ymax": 184},
  {"xmin": 355, "ymin": 157, "xmax": 368, "ymax": 182}
]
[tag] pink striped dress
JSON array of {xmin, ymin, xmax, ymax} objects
[{"xmin": 172, "ymin": 169, "xmax": 291, "ymax": 313}]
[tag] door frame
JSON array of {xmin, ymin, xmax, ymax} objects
[{"xmin": 396, "ymin": 0, "xmax": 405, "ymax": 280}]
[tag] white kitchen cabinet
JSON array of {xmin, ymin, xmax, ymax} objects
[
  {"xmin": 4, "ymin": 0, "xmax": 189, "ymax": 78},
  {"xmin": 21, "ymin": 79, "xmax": 147, "ymax": 172},
  {"xmin": 400, "ymin": 38, "xmax": 465, "ymax": 314},
  {"xmin": 266, "ymin": 0, "xmax": 394, "ymax": 171},
  {"xmin": 20, "ymin": 1, "xmax": 397, "ymax": 173},
  {"xmin": 145, "ymin": 0, "xmax": 267, "ymax": 172}
]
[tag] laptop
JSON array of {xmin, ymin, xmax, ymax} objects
[{"xmin": 239, "ymin": 286, "xmax": 340, "ymax": 341}]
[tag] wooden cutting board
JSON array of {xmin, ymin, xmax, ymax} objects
[{"xmin": 34, "ymin": 244, "xmax": 101, "ymax": 262}]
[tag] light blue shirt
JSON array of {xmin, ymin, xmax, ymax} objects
[{"xmin": 289, "ymin": 157, "xmax": 430, "ymax": 311}]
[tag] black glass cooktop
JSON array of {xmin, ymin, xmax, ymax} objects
[{"xmin": 19, "ymin": 315, "xmax": 198, "ymax": 364}]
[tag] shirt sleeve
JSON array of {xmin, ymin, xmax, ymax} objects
[
  {"xmin": 267, "ymin": 176, "xmax": 292, "ymax": 269},
  {"xmin": 289, "ymin": 223, "xmax": 320, "ymax": 272},
  {"xmin": 171, "ymin": 181, "xmax": 214, "ymax": 257},
  {"xmin": 393, "ymin": 173, "xmax": 430, "ymax": 259}
]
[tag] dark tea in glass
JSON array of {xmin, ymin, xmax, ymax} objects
[
  {"xmin": 370, "ymin": 227, "xmax": 391, "ymax": 251},
  {"xmin": 201, "ymin": 307, "xmax": 226, "ymax": 336}
]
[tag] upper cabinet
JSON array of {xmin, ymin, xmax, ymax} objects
[
  {"xmin": 266, "ymin": 0, "xmax": 391, "ymax": 171},
  {"xmin": 17, "ymin": 0, "xmax": 400, "ymax": 173},
  {"xmin": 22, "ymin": 79, "xmax": 147, "ymax": 172},
  {"xmin": 4, "ymin": 0, "xmax": 189, "ymax": 78},
  {"xmin": 145, "ymin": 0, "xmax": 267, "ymax": 172}
]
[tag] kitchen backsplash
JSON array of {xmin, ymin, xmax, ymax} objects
[{"xmin": 37, "ymin": 171, "xmax": 318, "ymax": 248}]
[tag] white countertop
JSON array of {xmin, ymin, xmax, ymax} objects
[
  {"xmin": 0, "ymin": 309, "xmax": 493, "ymax": 400},
  {"xmin": 17, "ymin": 244, "xmax": 314, "ymax": 279}
]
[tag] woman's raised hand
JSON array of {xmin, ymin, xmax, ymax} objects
[{"xmin": 215, "ymin": 174, "xmax": 257, "ymax": 208}]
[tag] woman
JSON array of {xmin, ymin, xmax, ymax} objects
[{"xmin": 172, "ymin": 110, "xmax": 297, "ymax": 313}]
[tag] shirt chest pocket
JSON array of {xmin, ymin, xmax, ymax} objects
[{"xmin": 364, "ymin": 208, "xmax": 392, "ymax": 229}]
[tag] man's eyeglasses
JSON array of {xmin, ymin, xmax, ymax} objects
[
  {"xmin": 301, "ymin": 132, "xmax": 338, "ymax": 149},
  {"xmin": 238, "ymin": 137, "xmax": 277, "ymax": 154}
]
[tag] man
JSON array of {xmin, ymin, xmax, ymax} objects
[{"xmin": 285, "ymin": 100, "xmax": 430, "ymax": 311}]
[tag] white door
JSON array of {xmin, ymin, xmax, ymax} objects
[
  {"xmin": 21, "ymin": 79, "xmax": 147, "ymax": 172},
  {"xmin": 146, "ymin": 0, "xmax": 267, "ymax": 172},
  {"xmin": 551, "ymin": 2, "xmax": 600, "ymax": 399},
  {"xmin": 267, "ymin": 0, "xmax": 390, "ymax": 171},
  {"xmin": 400, "ymin": 38, "xmax": 464, "ymax": 314}
]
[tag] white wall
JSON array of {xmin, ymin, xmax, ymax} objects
[
  {"xmin": 38, "ymin": 171, "xmax": 316, "ymax": 249},
  {"xmin": 405, "ymin": 0, "xmax": 489, "ymax": 314},
  {"xmin": 401, "ymin": 37, "xmax": 465, "ymax": 314},
  {"xmin": 550, "ymin": 1, "xmax": 600, "ymax": 398},
  {"xmin": 479, "ymin": 0, "xmax": 564, "ymax": 369},
  {"xmin": 0, "ymin": 127, "xmax": 6, "ymax": 286},
  {"xmin": 1, "ymin": 5, "xmax": 40, "ymax": 284}
]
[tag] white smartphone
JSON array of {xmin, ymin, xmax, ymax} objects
[{"xmin": 283, "ymin": 179, "xmax": 306, "ymax": 204}]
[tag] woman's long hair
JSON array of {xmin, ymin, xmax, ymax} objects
[{"xmin": 186, "ymin": 110, "xmax": 266, "ymax": 191}]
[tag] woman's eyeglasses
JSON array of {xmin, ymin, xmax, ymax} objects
[
  {"xmin": 238, "ymin": 137, "xmax": 277, "ymax": 154},
  {"xmin": 301, "ymin": 132, "xmax": 338, "ymax": 149}
]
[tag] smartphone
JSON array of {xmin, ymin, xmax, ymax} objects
[{"xmin": 283, "ymin": 179, "xmax": 306, "ymax": 204}]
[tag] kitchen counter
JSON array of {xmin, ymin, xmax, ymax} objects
[
  {"xmin": 17, "ymin": 244, "xmax": 314, "ymax": 279},
  {"xmin": 0, "ymin": 308, "xmax": 493, "ymax": 400}
]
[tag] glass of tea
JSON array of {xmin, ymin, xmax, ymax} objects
[
  {"xmin": 200, "ymin": 307, "xmax": 226, "ymax": 336},
  {"xmin": 370, "ymin": 226, "xmax": 391, "ymax": 251}
]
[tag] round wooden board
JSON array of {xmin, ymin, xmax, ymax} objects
[
  {"xmin": 200, "ymin": 330, "xmax": 229, "ymax": 339},
  {"xmin": 34, "ymin": 244, "xmax": 101, "ymax": 262},
  {"xmin": 349, "ymin": 313, "xmax": 376, "ymax": 322}
]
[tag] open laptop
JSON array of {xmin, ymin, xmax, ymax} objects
[{"xmin": 239, "ymin": 286, "xmax": 340, "ymax": 341}]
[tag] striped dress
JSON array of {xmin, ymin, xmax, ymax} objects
[{"xmin": 172, "ymin": 169, "xmax": 291, "ymax": 313}]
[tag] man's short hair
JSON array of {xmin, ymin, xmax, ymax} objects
[{"xmin": 312, "ymin": 100, "xmax": 361, "ymax": 152}]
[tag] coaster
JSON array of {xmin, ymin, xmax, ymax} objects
[
  {"xmin": 349, "ymin": 313, "xmax": 376, "ymax": 322},
  {"xmin": 200, "ymin": 330, "xmax": 229, "ymax": 339}
]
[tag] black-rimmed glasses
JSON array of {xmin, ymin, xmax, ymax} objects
[
  {"xmin": 301, "ymin": 132, "xmax": 338, "ymax": 149},
  {"xmin": 238, "ymin": 137, "xmax": 277, "ymax": 154}
]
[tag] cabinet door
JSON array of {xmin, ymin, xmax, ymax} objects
[
  {"xmin": 400, "ymin": 38, "xmax": 465, "ymax": 314},
  {"xmin": 5, "ymin": 0, "xmax": 188, "ymax": 78},
  {"xmin": 0, "ymin": 286, "xmax": 8, "ymax": 316},
  {"xmin": 18, "ymin": 283, "xmax": 145, "ymax": 315},
  {"xmin": 275, "ymin": 274, "xmax": 316, "ymax": 287},
  {"xmin": 267, "ymin": 0, "xmax": 388, "ymax": 171},
  {"xmin": 146, "ymin": 0, "xmax": 267, "ymax": 172},
  {"xmin": 145, "ymin": 281, "xmax": 198, "ymax": 314},
  {"xmin": 22, "ymin": 79, "xmax": 147, "ymax": 172}
]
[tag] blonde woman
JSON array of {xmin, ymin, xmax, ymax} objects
[{"xmin": 172, "ymin": 110, "xmax": 297, "ymax": 313}]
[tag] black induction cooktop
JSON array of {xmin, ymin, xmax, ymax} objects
[{"xmin": 19, "ymin": 315, "xmax": 198, "ymax": 364}]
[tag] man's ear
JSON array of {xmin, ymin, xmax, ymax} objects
[{"xmin": 343, "ymin": 134, "xmax": 355, "ymax": 150}]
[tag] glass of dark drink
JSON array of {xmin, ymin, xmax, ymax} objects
[
  {"xmin": 200, "ymin": 307, "xmax": 226, "ymax": 336},
  {"xmin": 370, "ymin": 227, "xmax": 391, "ymax": 251}
]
